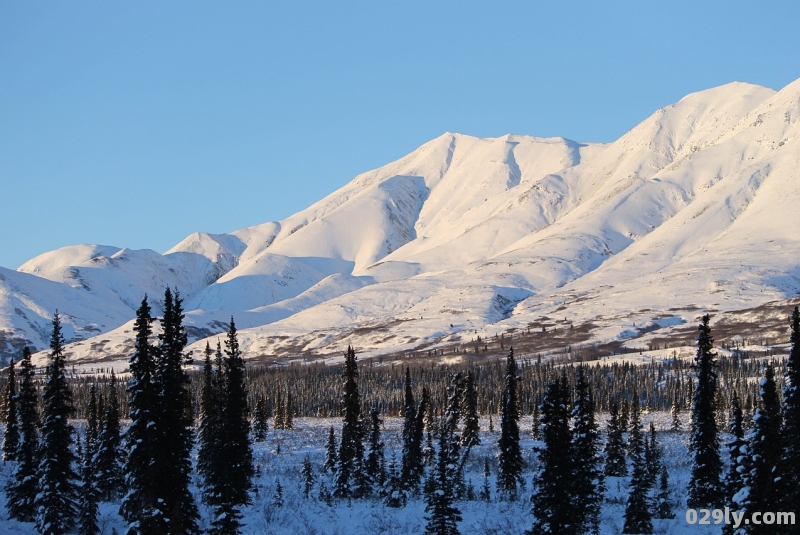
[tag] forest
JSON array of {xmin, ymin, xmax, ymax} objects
[{"xmin": 0, "ymin": 289, "xmax": 798, "ymax": 535}]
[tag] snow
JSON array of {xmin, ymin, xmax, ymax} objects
[{"xmin": 2, "ymin": 77, "xmax": 800, "ymax": 369}]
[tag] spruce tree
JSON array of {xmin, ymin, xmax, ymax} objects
[
  {"xmin": 479, "ymin": 457, "xmax": 491, "ymax": 502},
  {"xmin": 670, "ymin": 397, "xmax": 683, "ymax": 432},
  {"xmin": 95, "ymin": 370, "xmax": 124, "ymax": 501},
  {"xmin": 604, "ymin": 401, "xmax": 627, "ymax": 477},
  {"xmin": 153, "ymin": 289, "xmax": 200, "ymax": 534},
  {"xmin": 34, "ymin": 311, "xmax": 80, "ymax": 535},
  {"xmin": 722, "ymin": 392, "xmax": 745, "ymax": 535},
  {"xmin": 283, "ymin": 390, "xmax": 293, "ymax": 430},
  {"xmin": 301, "ymin": 456, "xmax": 315, "ymax": 499},
  {"xmin": 197, "ymin": 341, "xmax": 218, "ymax": 484},
  {"xmin": 6, "ymin": 347, "xmax": 40, "ymax": 522},
  {"xmin": 653, "ymin": 465, "xmax": 674, "ymax": 520},
  {"xmin": 2, "ymin": 358, "xmax": 19, "ymax": 461},
  {"xmin": 497, "ymin": 348, "xmax": 524, "ymax": 500},
  {"xmin": 252, "ymin": 396, "xmax": 269, "ymax": 442},
  {"xmin": 401, "ymin": 367, "xmax": 422, "ymax": 491},
  {"xmin": 687, "ymin": 314, "xmax": 723, "ymax": 508},
  {"xmin": 423, "ymin": 413, "xmax": 462, "ymax": 535},
  {"xmin": 78, "ymin": 399, "xmax": 101, "ymax": 535},
  {"xmin": 460, "ymin": 370, "xmax": 480, "ymax": 448},
  {"xmin": 417, "ymin": 386, "xmax": 434, "ymax": 467},
  {"xmin": 622, "ymin": 389, "xmax": 653, "ymax": 535},
  {"xmin": 120, "ymin": 296, "xmax": 165, "ymax": 534},
  {"xmin": 323, "ymin": 426, "xmax": 338, "ymax": 473},
  {"xmin": 739, "ymin": 365, "xmax": 782, "ymax": 535},
  {"xmin": 529, "ymin": 374, "xmax": 574, "ymax": 535},
  {"xmin": 781, "ymin": 306, "xmax": 800, "ymax": 525},
  {"xmin": 335, "ymin": 346, "xmax": 365, "ymax": 499},
  {"xmin": 571, "ymin": 366, "xmax": 605, "ymax": 535},
  {"xmin": 365, "ymin": 404, "xmax": 385, "ymax": 489}
]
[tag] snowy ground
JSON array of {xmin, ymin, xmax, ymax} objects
[{"xmin": 0, "ymin": 412, "xmax": 732, "ymax": 535}]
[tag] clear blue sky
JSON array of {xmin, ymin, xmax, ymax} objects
[{"xmin": 1, "ymin": 1, "xmax": 798, "ymax": 269}]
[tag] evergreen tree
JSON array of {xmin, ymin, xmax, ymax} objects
[
  {"xmin": 571, "ymin": 366, "xmax": 605, "ymax": 535},
  {"xmin": 622, "ymin": 389, "xmax": 653, "ymax": 535},
  {"xmin": 460, "ymin": 370, "xmax": 480, "ymax": 448},
  {"xmin": 283, "ymin": 390, "xmax": 293, "ymax": 430},
  {"xmin": 738, "ymin": 365, "xmax": 782, "ymax": 535},
  {"xmin": 497, "ymin": 348, "xmax": 524, "ymax": 499},
  {"xmin": 323, "ymin": 426, "xmax": 338, "ymax": 473},
  {"xmin": 2, "ymin": 358, "xmax": 19, "ymax": 461},
  {"xmin": 687, "ymin": 314, "xmax": 723, "ymax": 508},
  {"xmin": 34, "ymin": 311, "xmax": 80, "ymax": 535},
  {"xmin": 86, "ymin": 384, "xmax": 99, "ymax": 455},
  {"xmin": 153, "ymin": 289, "xmax": 200, "ymax": 534},
  {"xmin": 95, "ymin": 370, "xmax": 124, "ymax": 501},
  {"xmin": 120, "ymin": 296, "xmax": 166, "ymax": 534},
  {"xmin": 529, "ymin": 374, "xmax": 574, "ymax": 535},
  {"xmin": 78, "ymin": 398, "xmax": 101, "ymax": 535},
  {"xmin": 272, "ymin": 479, "xmax": 284, "ymax": 508},
  {"xmin": 401, "ymin": 367, "xmax": 422, "ymax": 491},
  {"xmin": 531, "ymin": 402, "xmax": 541, "ymax": 440},
  {"xmin": 208, "ymin": 318, "xmax": 255, "ymax": 535},
  {"xmin": 423, "ymin": 415, "xmax": 462, "ymax": 535},
  {"xmin": 335, "ymin": 346, "xmax": 365, "ymax": 499},
  {"xmin": 6, "ymin": 347, "xmax": 40, "ymax": 522},
  {"xmin": 653, "ymin": 466, "xmax": 674, "ymax": 520},
  {"xmin": 301, "ymin": 457, "xmax": 315, "ymax": 499},
  {"xmin": 479, "ymin": 457, "xmax": 491, "ymax": 502},
  {"xmin": 604, "ymin": 401, "xmax": 627, "ymax": 477},
  {"xmin": 273, "ymin": 390, "xmax": 285, "ymax": 430},
  {"xmin": 252, "ymin": 396, "xmax": 269, "ymax": 442},
  {"xmin": 781, "ymin": 306, "xmax": 800, "ymax": 525},
  {"xmin": 418, "ymin": 386, "xmax": 434, "ymax": 467},
  {"xmin": 722, "ymin": 392, "xmax": 745, "ymax": 535},
  {"xmin": 365, "ymin": 404, "xmax": 385, "ymax": 489},
  {"xmin": 670, "ymin": 397, "xmax": 683, "ymax": 432},
  {"xmin": 645, "ymin": 422, "xmax": 662, "ymax": 488},
  {"xmin": 197, "ymin": 341, "xmax": 218, "ymax": 483},
  {"xmin": 383, "ymin": 456, "xmax": 407, "ymax": 508}
]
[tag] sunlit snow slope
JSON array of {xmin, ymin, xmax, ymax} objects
[{"xmin": 3, "ymin": 77, "xmax": 800, "ymax": 366}]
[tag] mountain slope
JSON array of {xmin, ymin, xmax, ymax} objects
[{"xmin": 3, "ymin": 77, "xmax": 800, "ymax": 367}]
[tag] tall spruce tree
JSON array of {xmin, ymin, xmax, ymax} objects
[
  {"xmin": 95, "ymin": 370, "xmax": 124, "ymax": 501},
  {"xmin": 205, "ymin": 318, "xmax": 255, "ymax": 535},
  {"xmin": 738, "ymin": 365, "xmax": 782, "ymax": 535},
  {"xmin": 78, "ymin": 385, "xmax": 101, "ymax": 535},
  {"xmin": 197, "ymin": 341, "xmax": 218, "ymax": 484},
  {"xmin": 622, "ymin": 388, "xmax": 653, "ymax": 535},
  {"xmin": 365, "ymin": 404, "xmax": 385, "ymax": 489},
  {"xmin": 460, "ymin": 370, "xmax": 480, "ymax": 448},
  {"xmin": 781, "ymin": 306, "xmax": 800, "ymax": 525},
  {"xmin": 252, "ymin": 396, "xmax": 269, "ymax": 442},
  {"xmin": 497, "ymin": 348, "xmax": 524, "ymax": 499},
  {"xmin": 529, "ymin": 374, "xmax": 574, "ymax": 535},
  {"xmin": 335, "ymin": 346, "xmax": 365, "ymax": 499},
  {"xmin": 120, "ymin": 296, "xmax": 165, "ymax": 534},
  {"xmin": 571, "ymin": 366, "xmax": 605, "ymax": 535},
  {"xmin": 687, "ymin": 314, "xmax": 723, "ymax": 508},
  {"xmin": 153, "ymin": 289, "xmax": 200, "ymax": 534},
  {"xmin": 34, "ymin": 311, "xmax": 80, "ymax": 535},
  {"xmin": 653, "ymin": 466, "xmax": 674, "ymax": 520},
  {"xmin": 401, "ymin": 367, "xmax": 422, "ymax": 491},
  {"xmin": 722, "ymin": 392, "xmax": 746, "ymax": 535},
  {"xmin": 6, "ymin": 347, "xmax": 40, "ymax": 522},
  {"xmin": 323, "ymin": 426, "xmax": 338, "ymax": 473},
  {"xmin": 2, "ymin": 358, "xmax": 19, "ymax": 461},
  {"xmin": 604, "ymin": 401, "xmax": 627, "ymax": 477},
  {"xmin": 417, "ymin": 386, "xmax": 433, "ymax": 467}
]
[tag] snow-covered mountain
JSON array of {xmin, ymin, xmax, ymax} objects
[{"xmin": 3, "ymin": 77, "xmax": 800, "ymax": 367}]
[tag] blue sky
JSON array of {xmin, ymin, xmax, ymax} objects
[{"xmin": 1, "ymin": 1, "xmax": 798, "ymax": 269}]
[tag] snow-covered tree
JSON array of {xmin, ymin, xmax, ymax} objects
[
  {"xmin": 401, "ymin": 367, "xmax": 422, "ymax": 490},
  {"xmin": 335, "ymin": 346, "xmax": 365, "ymax": 499},
  {"xmin": 460, "ymin": 370, "xmax": 480, "ymax": 448},
  {"xmin": 34, "ymin": 312, "xmax": 80, "ymax": 535},
  {"xmin": 571, "ymin": 366, "xmax": 605, "ymax": 535},
  {"xmin": 622, "ymin": 388, "xmax": 653, "ymax": 535},
  {"xmin": 365, "ymin": 404, "xmax": 386, "ymax": 489},
  {"xmin": 780, "ymin": 306, "xmax": 800, "ymax": 523},
  {"xmin": 604, "ymin": 401, "xmax": 627, "ymax": 477},
  {"xmin": 722, "ymin": 392, "xmax": 745, "ymax": 535},
  {"xmin": 323, "ymin": 426, "xmax": 338, "ymax": 473},
  {"xmin": 497, "ymin": 348, "xmax": 524, "ymax": 500},
  {"xmin": 687, "ymin": 314, "xmax": 723, "ymax": 508},
  {"xmin": 2, "ymin": 358, "xmax": 19, "ymax": 462}
]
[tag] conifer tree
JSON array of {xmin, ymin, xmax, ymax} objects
[
  {"xmin": 153, "ymin": 289, "xmax": 200, "ymax": 534},
  {"xmin": 529, "ymin": 374, "xmax": 574, "ymax": 535},
  {"xmin": 460, "ymin": 370, "xmax": 480, "ymax": 448},
  {"xmin": 571, "ymin": 366, "xmax": 605, "ymax": 535},
  {"xmin": 687, "ymin": 314, "xmax": 723, "ymax": 508},
  {"xmin": 424, "ymin": 413, "xmax": 462, "ymax": 535},
  {"xmin": 479, "ymin": 457, "xmax": 491, "ymax": 502},
  {"xmin": 622, "ymin": 388, "xmax": 653, "ymax": 535},
  {"xmin": 722, "ymin": 392, "xmax": 745, "ymax": 535},
  {"xmin": 78, "ymin": 404, "xmax": 101, "ymax": 535},
  {"xmin": 383, "ymin": 456, "xmax": 407, "ymax": 508},
  {"xmin": 95, "ymin": 370, "xmax": 124, "ymax": 501},
  {"xmin": 653, "ymin": 466, "xmax": 674, "ymax": 520},
  {"xmin": 531, "ymin": 402, "xmax": 541, "ymax": 440},
  {"xmin": 6, "ymin": 347, "xmax": 40, "ymax": 522},
  {"xmin": 335, "ymin": 346, "xmax": 365, "ymax": 499},
  {"xmin": 738, "ymin": 365, "xmax": 782, "ymax": 535},
  {"xmin": 252, "ymin": 395, "xmax": 269, "ymax": 442},
  {"xmin": 2, "ymin": 358, "xmax": 19, "ymax": 461},
  {"xmin": 323, "ymin": 426, "xmax": 338, "ymax": 473},
  {"xmin": 301, "ymin": 457, "xmax": 315, "ymax": 499},
  {"xmin": 120, "ymin": 296, "xmax": 166, "ymax": 534},
  {"xmin": 645, "ymin": 422, "xmax": 662, "ymax": 488},
  {"xmin": 283, "ymin": 390, "xmax": 293, "ymax": 430},
  {"xmin": 670, "ymin": 397, "xmax": 683, "ymax": 432},
  {"xmin": 781, "ymin": 306, "xmax": 800, "ymax": 524},
  {"xmin": 273, "ymin": 391, "xmax": 285, "ymax": 430},
  {"xmin": 34, "ymin": 312, "xmax": 80, "ymax": 535},
  {"xmin": 197, "ymin": 342, "xmax": 218, "ymax": 485},
  {"xmin": 497, "ymin": 348, "xmax": 524, "ymax": 499},
  {"xmin": 604, "ymin": 401, "xmax": 627, "ymax": 477},
  {"xmin": 401, "ymin": 367, "xmax": 422, "ymax": 490},
  {"xmin": 418, "ymin": 386, "xmax": 434, "ymax": 467},
  {"xmin": 365, "ymin": 404, "xmax": 385, "ymax": 489}
]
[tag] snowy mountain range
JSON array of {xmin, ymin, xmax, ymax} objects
[{"xmin": 3, "ymin": 76, "xmax": 800, "ymax": 368}]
